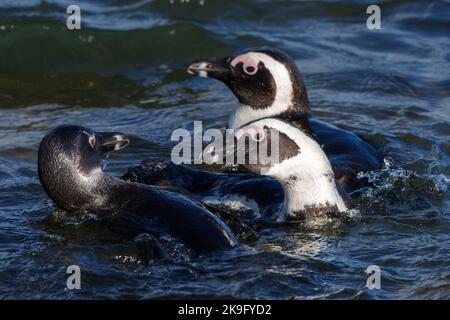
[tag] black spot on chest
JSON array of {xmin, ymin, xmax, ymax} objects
[{"xmin": 285, "ymin": 174, "xmax": 301, "ymax": 188}]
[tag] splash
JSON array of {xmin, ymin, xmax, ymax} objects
[
  {"xmin": 357, "ymin": 157, "xmax": 449, "ymax": 213},
  {"xmin": 358, "ymin": 157, "xmax": 449, "ymax": 194}
]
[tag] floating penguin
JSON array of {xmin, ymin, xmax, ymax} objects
[{"xmin": 37, "ymin": 125, "xmax": 238, "ymax": 253}]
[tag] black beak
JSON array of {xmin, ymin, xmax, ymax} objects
[
  {"xmin": 97, "ymin": 132, "xmax": 130, "ymax": 153},
  {"xmin": 187, "ymin": 57, "xmax": 231, "ymax": 81}
]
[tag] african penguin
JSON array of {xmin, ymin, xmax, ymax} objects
[
  {"xmin": 38, "ymin": 125, "xmax": 238, "ymax": 253},
  {"xmin": 217, "ymin": 118, "xmax": 350, "ymax": 221}
]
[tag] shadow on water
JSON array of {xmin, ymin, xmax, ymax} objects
[{"xmin": 0, "ymin": 0, "xmax": 449, "ymax": 299}]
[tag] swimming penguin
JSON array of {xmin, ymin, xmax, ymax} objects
[
  {"xmin": 187, "ymin": 47, "xmax": 381, "ymax": 190},
  {"xmin": 37, "ymin": 125, "xmax": 238, "ymax": 252},
  {"xmin": 217, "ymin": 118, "xmax": 352, "ymax": 221}
]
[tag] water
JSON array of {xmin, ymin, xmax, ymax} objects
[{"xmin": 0, "ymin": 0, "xmax": 449, "ymax": 299}]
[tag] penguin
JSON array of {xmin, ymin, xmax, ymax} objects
[
  {"xmin": 214, "ymin": 118, "xmax": 353, "ymax": 221},
  {"xmin": 37, "ymin": 125, "xmax": 238, "ymax": 253}
]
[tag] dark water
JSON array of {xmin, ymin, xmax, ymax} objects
[{"xmin": 0, "ymin": 0, "xmax": 449, "ymax": 299}]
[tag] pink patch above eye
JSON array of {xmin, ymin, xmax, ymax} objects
[
  {"xmin": 235, "ymin": 125, "xmax": 266, "ymax": 142},
  {"xmin": 231, "ymin": 54, "xmax": 258, "ymax": 75}
]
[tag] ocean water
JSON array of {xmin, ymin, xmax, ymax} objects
[{"xmin": 0, "ymin": 0, "xmax": 449, "ymax": 299}]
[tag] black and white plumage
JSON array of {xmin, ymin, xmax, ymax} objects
[
  {"xmin": 188, "ymin": 47, "xmax": 381, "ymax": 191},
  {"xmin": 125, "ymin": 48, "xmax": 380, "ymax": 225},
  {"xmin": 38, "ymin": 125, "xmax": 238, "ymax": 253},
  {"xmin": 221, "ymin": 118, "xmax": 351, "ymax": 221}
]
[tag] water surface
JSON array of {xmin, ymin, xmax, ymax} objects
[{"xmin": 0, "ymin": 0, "xmax": 449, "ymax": 299}]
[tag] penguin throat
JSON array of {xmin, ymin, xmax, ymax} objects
[{"xmin": 228, "ymin": 102, "xmax": 292, "ymax": 129}]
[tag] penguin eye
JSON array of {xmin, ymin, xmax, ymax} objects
[
  {"xmin": 243, "ymin": 65, "xmax": 257, "ymax": 75},
  {"xmin": 88, "ymin": 135, "xmax": 96, "ymax": 149}
]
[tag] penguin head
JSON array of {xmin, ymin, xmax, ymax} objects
[
  {"xmin": 203, "ymin": 118, "xmax": 330, "ymax": 182},
  {"xmin": 231, "ymin": 119, "xmax": 303, "ymax": 176},
  {"xmin": 38, "ymin": 125, "xmax": 129, "ymax": 212},
  {"xmin": 188, "ymin": 47, "xmax": 310, "ymax": 116}
]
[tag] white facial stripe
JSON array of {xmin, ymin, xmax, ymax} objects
[{"xmin": 228, "ymin": 52, "xmax": 294, "ymax": 128}]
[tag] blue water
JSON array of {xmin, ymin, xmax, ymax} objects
[{"xmin": 0, "ymin": 0, "xmax": 449, "ymax": 299}]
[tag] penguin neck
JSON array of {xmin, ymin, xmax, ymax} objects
[
  {"xmin": 40, "ymin": 162, "xmax": 124, "ymax": 214},
  {"xmin": 78, "ymin": 172, "xmax": 158, "ymax": 215},
  {"xmin": 82, "ymin": 169, "xmax": 114, "ymax": 212},
  {"xmin": 278, "ymin": 171, "xmax": 348, "ymax": 221},
  {"xmin": 228, "ymin": 103, "xmax": 287, "ymax": 129},
  {"xmin": 228, "ymin": 100, "xmax": 309, "ymax": 129}
]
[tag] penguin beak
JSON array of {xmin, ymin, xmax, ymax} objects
[
  {"xmin": 187, "ymin": 57, "xmax": 230, "ymax": 81},
  {"xmin": 97, "ymin": 132, "xmax": 130, "ymax": 153}
]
